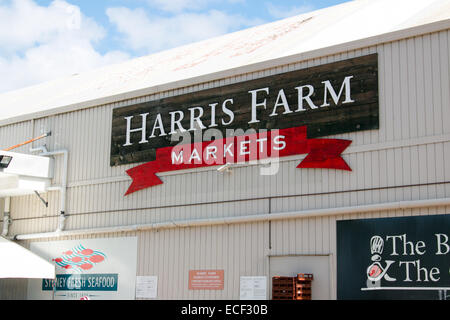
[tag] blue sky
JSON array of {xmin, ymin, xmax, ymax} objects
[{"xmin": 0, "ymin": 0, "xmax": 351, "ymax": 93}]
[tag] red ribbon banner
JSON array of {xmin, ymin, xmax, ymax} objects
[{"xmin": 124, "ymin": 126, "xmax": 352, "ymax": 195}]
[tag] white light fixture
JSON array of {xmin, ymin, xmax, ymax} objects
[
  {"xmin": 0, "ymin": 151, "xmax": 53, "ymax": 197},
  {"xmin": 0, "ymin": 155, "xmax": 13, "ymax": 168}
]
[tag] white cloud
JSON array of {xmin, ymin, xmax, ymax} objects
[
  {"xmin": 146, "ymin": 0, "xmax": 210, "ymax": 13},
  {"xmin": 0, "ymin": 0, "xmax": 130, "ymax": 93},
  {"xmin": 107, "ymin": 6, "xmax": 261, "ymax": 53},
  {"xmin": 266, "ymin": 2, "xmax": 315, "ymax": 20},
  {"xmin": 146, "ymin": 0, "xmax": 245, "ymax": 13}
]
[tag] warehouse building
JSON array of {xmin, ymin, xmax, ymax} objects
[{"xmin": 1, "ymin": 0, "xmax": 450, "ymax": 300}]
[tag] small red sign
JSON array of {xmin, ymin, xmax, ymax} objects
[{"xmin": 188, "ymin": 270, "xmax": 224, "ymax": 290}]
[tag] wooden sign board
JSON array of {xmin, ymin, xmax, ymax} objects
[{"xmin": 111, "ymin": 54, "xmax": 378, "ymax": 166}]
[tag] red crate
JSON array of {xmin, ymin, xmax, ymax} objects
[
  {"xmin": 295, "ymin": 273, "xmax": 313, "ymax": 300},
  {"xmin": 272, "ymin": 274, "xmax": 313, "ymax": 300},
  {"xmin": 272, "ymin": 276, "xmax": 295, "ymax": 300},
  {"xmin": 273, "ymin": 276, "xmax": 295, "ymax": 282},
  {"xmin": 272, "ymin": 290, "xmax": 295, "ymax": 300}
]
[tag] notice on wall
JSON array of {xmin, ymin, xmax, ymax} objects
[
  {"xmin": 136, "ymin": 276, "xmax": 158, "ymax": 299},
  {"xmin": 28, "ymin": 237, "xmax": 138, "ymax": 300},
  {"xmin": 188, "ymin": 270, "xmax": 224, "ymax": 290},
  {"xmin": 240, "ymin": 276, "xmax": 267, "ymax": 300},
  {"xmin": 337, "ymin": 214, "xmax": 450, "ymax": 300}
]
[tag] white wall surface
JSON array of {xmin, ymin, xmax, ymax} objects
[{"xmin": 1, "ymin": 28, "xmax": 449, "ymax": 299}]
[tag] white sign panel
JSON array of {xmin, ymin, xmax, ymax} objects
[
  {"xmin": 136, "ymin": 276, "xmax": 158, "ymax": 299},
  {"xmin": 28, "ymin": 237, "xmax": 137, "ymax": 300},
  {"xmin": 240, "ymin": 276, "xmax": 267, "ymax": 300}
]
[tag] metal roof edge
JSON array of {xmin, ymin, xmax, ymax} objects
[{"xmin": 1, "ymin": 17, "xmax": 449, "ymax": 128}]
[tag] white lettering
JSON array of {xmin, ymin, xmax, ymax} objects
[
  {"xmin": 399, "ymin": 260, "xmax": 441, "ymax": 282},
  {"xmin": 221, "ymin": 99, "xmax": 234, "ymax": 125},
  {"xmin": 248, "ymin": 87, "xmax": 269, "ymax": 124},
  {"xmin": 209, "ymin": 103, "xmax": 218, "ymax": 127},
  {"xmin": 270, "ymin": 89, "xmax": 293, "ymax": 116},
  {"xmin": 430, "ymin": 267, "xmax": 441, "ymax": 282},
  {"xmin": 240, "ymin": 140, "xmax": 251, "ymax": 155},
  {"xmin": 402, "ymin": 234, "xmax": 416, "ymax": 256},
  {"xmin": 435, "ymin": 233, "xmax": 450, "ymax": 255},
  {"xmin": 387, "ymin": 234, "xmax": 427, "ymax": 255},
  {"xmin": 273, "ymin": 135, "xmax": 286, "ymax": 150},
  {"xmin": 171, "ymin": 150, "xmax": 184, "ymax": 164},
  {"xmin": 205, "ymin": 146, "xmax": 218, "ymax": 160},
  {"xmin": 415, "ymin": 259, "xmax": 429, "ymax": 282},
  {"xmin": 150, "ymin": 113, "xmax": 167, "ymax": 138},
  {"xmin": 256, "ymin": 137, "xmax": 267, "ymax": 153},
  {"xmin": 181, "ymin": 304, "xmax": 215, "ymax": 318},
  {"xmin": 188, "ymin": 107, "xmax": 206, "ymax": 131},
  {"xmin": 295, "ymin": 84, "xmax": 318, "ymax": 111},
  {"xmin": 399, "ymin": 261, "xmax": 415, "ymax": 282},
  {"xmin": 188, "ymin": 148, "xmax": 201, "ymax": 163},
  {"xmin": 123, "ymin": 113, "xmax": 149, "ymax": 146},
  {"xmin": 386, "ymin": 235, "xmax": 403, "ymax": 256},
  {"xmin": 169, "ymin": 110, "xmax": 186, "ymax": 134},
  {"xmin": 224, "ymin": 143, "xmax": 233, "ymax": 157},
  {"xmin": 321, "ymin": 75, "xmax": 354, "ymax": 107},
  {"xmin": 415, "ymin": 241, "xmax": 426, "ymax": 255}
]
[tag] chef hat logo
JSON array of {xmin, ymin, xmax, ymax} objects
[{"xmin": 370, "ymin": 236, "xmax": 384, "ymax": 255}]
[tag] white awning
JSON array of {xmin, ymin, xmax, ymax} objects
[
  {"xmin": 0, "ymin": 151, "xmax": 53, "ymax": 197},
  {"xmin": 0, "ymin": 236, "xmax": 55, "ymax": 279}
]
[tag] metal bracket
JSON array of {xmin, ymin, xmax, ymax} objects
[{"xmin": 34, "ymin": 191, "xmax": 48, "ymax": 207}]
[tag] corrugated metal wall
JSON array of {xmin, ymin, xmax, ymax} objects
[{"xmin": 1, "ymin": 29, "xmax": 449, "ymax": 299}]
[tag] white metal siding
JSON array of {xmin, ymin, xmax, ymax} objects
[{"xmin": 1, "ymin": 29, "xmax": 449, "ymax": 299}]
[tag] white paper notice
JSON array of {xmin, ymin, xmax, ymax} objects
[
  {"xmin": 240, "ymin": 276, "xmax": 267, "ymax": 300},
  {"xmin": 136, "ymin": 276, "xmax": 158, "ymax": 299}
]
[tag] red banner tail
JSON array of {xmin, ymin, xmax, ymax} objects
[
  {"xmin": 125, "ymin": 161, "xmax": 162, "ymax": 195},
  {"xmin": 297, "ymin": 138, "xmax": 352, "ymax": 171},
  {"xmin": 124, "ymin": 125, "xmax": 352, "ymax": 195}
]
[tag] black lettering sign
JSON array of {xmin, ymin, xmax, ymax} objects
[{"xmin": 337, "ymin": 214, "xmax": 450, "ymax": 300}]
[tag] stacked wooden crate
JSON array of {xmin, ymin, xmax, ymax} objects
[
  {"xmin": 272, "ymin": 274, "xmax": 313, "ymax": 300},
  {"xmin": 272, "ymin": 276, "xmax": 295, "ymax": 300},
  {"xmin": 295, "ymin": 273, "xmax": 313, "ymax": 300}
]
